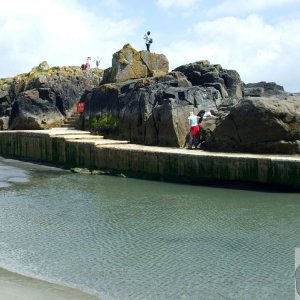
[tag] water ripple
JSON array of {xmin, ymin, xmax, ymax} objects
[{"xmin": 0, "ymin": 159, "xmax": 300, "ymax": 299}]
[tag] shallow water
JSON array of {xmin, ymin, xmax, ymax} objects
[{"xmin": 0, "ymin": 157, "xmax": 299, "ymax": 299}]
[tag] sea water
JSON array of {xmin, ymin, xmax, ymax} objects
[{"xmin": 0, "ymin": 157, "xmax": 299, "ymax": 299}]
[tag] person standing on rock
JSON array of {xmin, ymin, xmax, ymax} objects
[
  {"xmin": 144, "ymin": 31, "xmax": 152, "ymax": 52},
  {"xmin": 94, "ymin": 56, "xmax": 100, "ymax": 68},
  {"xmin": 187, "ymin": 111, "xmax": 200, "ymax": 149},
  {"xmin": 86, "ymin": 57, "xmax": 91, "ymax": 69}
]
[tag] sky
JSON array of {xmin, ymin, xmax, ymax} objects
[{"xmin": 0, "ymin": 0, "xmax": 300, "ymax": 92}]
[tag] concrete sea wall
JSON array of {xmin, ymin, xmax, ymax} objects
[{"xmin": 0, "ymin": 130, "xmax": 300, "ymax": 189}]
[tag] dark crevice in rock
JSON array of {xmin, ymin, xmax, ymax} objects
[{"xmin": 229, "ymin": 114, "xmax": 242, "ymax": 143}]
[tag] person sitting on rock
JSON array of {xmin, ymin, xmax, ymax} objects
[
  {"xmin": 81, "ymin": 57, "xmax": 91, "ymax": 70},
  {"xmin": 144, "ymin": 31, "xmax": 152, "ymax": 52}
]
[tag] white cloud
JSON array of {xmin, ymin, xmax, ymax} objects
[
  {"xmin": 0, "ymin": 0, "xmax": 299, "ymax": 92},
  {"xmin": 156, "ymin": 0, "xmax": 199, "ymax": 10},
  {"xmin": 206, "ymin": 0, "xmax": 299, "ymax": 17},
  {"xmin": 161, "ymin": 14, "xmax": 300, "ymax": 92},
  {"xmin": 0, "ymin": 0, "xmax": 140, "ymax": 77},
  {"xmin": 101, "ymin": 0, "xmax": 120, "ymax": 5}
]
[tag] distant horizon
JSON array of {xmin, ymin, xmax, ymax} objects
[{"xmin": 1, "ymin": 0, "xmax": 300, "ymax": 92}]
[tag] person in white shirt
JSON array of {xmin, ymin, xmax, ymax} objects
[
  {"xmin": 144, "ymin": 31, "xmax": 152, "ymax": 52},
  {"xmin": 86, "ymin": 56, "xmax": 91, "ymax": 69},
  {"xmin": 197, "ymin": 110, "xmax": 215, "ymax": 123},
  {"xmin": 188, "ymin": 111, "xmax": 198, "ymax": 127},
  {"xmin": 94, "ymin": 56, "xmax": 100, "ymax": 68},
  {"xmin": 203, "ymin": 111, "xmax": 212, "ymax": 119}
]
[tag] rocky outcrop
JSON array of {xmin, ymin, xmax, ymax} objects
[
  {"xmin": 244, "ymin": 81, "xmax": 286, "ymax": 98},
  {"xmin": 174, "ymin": 60, "xmax": 244, "ymax": 100},
  {"xmin": 118, "ymin": 83, "xmax": 220, "ymax": 147},
  {"xmin": 82, "ymin": 58, "xmax": 300, "ymax": 152},
  {"xmin": 81, "ymin": 55, "xmax": 246, "ymax": 147},
  {"xmin": 2, "ymin": 48, "xmax": 299, "ymax": 155},
  {"xmin": 102, "ymin": 44, "xmax": 169, "ymax": 83},
  {"xmin": 81, "ymin": 72, "xmax": 229, "ymax": 147},
  {"xmin": 203, "ymin": 95, "xmax": 300, "ymax": 154},
  {"xmin": 0, "ymin": 61, "xmax": 103, "ymax": 130}
]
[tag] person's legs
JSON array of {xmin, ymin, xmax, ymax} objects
[
  {"xmin": 187, "ymin": 132, "xmax": 193, "ymax": 149},
  {"xmin": 146, "ymin": 43, "xmax": 150, "ymax": 52}
]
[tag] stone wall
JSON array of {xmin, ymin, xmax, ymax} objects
[{"xmin": 0, "ymin": 131, "xmax": 300, "ymax": 189}]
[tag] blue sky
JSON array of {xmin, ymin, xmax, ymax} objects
[{"xmin": 0, "ymin": 0, "xmax": 300, "ymax": 92}]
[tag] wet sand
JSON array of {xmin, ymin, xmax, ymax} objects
[{"xmin": 0, "ymin": 267, "xmax": 99, "ymax": 300}]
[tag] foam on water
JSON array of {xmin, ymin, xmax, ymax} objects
[
  {"xmin": 0, "ymin": 157, "xmax": 300, "ymax": 299},
  {"xmin": 0, "ymin": 165, "xmax": 27, "ymax": 187}
]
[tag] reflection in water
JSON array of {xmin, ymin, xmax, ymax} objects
[{"xmin": 0, "ymin": 157, "xmax": 300, "ymax": 299}]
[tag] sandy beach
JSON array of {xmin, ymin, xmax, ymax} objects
[{"xmin": 0, "ymin": 267, "xmax": 99, "ymax": 300}]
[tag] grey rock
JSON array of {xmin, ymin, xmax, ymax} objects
[
  {"xmin": 0, "ymin": 116, "xmax": 9, "ymax": 130},
  {"xmin": 81, "ymin": 73, "xmax": 228, "ymax": 147},
  {"xmin": 174, "ymin": 61, "xmax": 244, "ymax": 100},
  {"xmin": 205, "ymin": 96, "xmax": 300, "ymax": 154},
  {"xmin": 244, "ymin": 81, "xmax": 285, "ymax": 97},
  {"xmin": 9, "ymin": 89, "xmax": 65, "ymax": 129}
]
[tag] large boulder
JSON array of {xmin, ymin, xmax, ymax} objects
[
  {"xmin": 174, "ymin": 61, "xmax": 244, "ymax": 100},
  {"xmin": 204, "ymin": 95, "xmax": 300, "ymax": 154},
  {"xmin": 102, "ymin": 44, "xmax": 169, "ymax": 83},
  {"xmin": 9, "ymin": 89, "xmax": 64, "ymax": 129}
]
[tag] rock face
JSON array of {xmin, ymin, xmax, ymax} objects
[
  {"xmin": 174, "ymin": 60, "xmax": 244, "ymax": 100},
  {"xmin": 9, "ymin": 89, "xmax": 65, "ymax": 129},
  {"xmin": 0, "ymin": 61, "xmax": 103, "ymax": 130},
  {"xmin": 118, "ymin": 81, "xmax": 220, "ymax": 147},
  {"xmin": 81, "ymin": 53, "xmax": 300, "ymax": 153},
  {"xmin": 82, "ymin": 71, "xmax": 232, "ymax": 147},
  {"xmin": 81, "ymin": 57, "xmax": 245, "ymax": 147},
  {"xmin": 102, "ymin": 44, "xmax": 169, "ymax": 83},
  {"xmin": 204, "ymin": 95, "xmax": 300, "ymax": 154}
]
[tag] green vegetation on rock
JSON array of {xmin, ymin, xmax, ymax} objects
[{"xmin": 88, "ymin": 114, "xmax": 119, "ymax": 136}]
